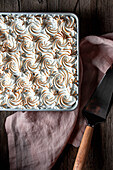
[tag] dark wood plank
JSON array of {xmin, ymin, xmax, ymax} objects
[
  {"xmin": 78, "ymin": 0, "xmax": 99, "ymax": 38},
  {"xmin": 97, "ymin": 0, "xmax": 113, "ymax": 34},
  {"xmin": 47, "ymin": 0, "xmax": 59, "ymax": 11},
  {"xmin": 0, "ymin": 0, "xmax": 19, "ymax": 12},
  {"xmin": 0, "ymin": 112, "xmax": 14, "ymax": 170},
  {"xmin": 59, "ymin": 0, "xmax": 79, "ymax": 12},
  {"xmin": 101, "ymin": 105, "xmax": 113, "ymax": 170},
  {"xmin": 21, "ymin": 0, "xmax": 47, "ymax": 12}
]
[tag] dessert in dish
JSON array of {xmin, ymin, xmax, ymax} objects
[{"xmin": 0, "ymin": 13, "xmax": 78, "ymax": 110}]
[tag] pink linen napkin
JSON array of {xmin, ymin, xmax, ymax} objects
[{"xmin": 5, "ymin": 33, "xmax": 113, "ymax": 170}]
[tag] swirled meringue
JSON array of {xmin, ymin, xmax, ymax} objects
[
  {"xmin": 57, "ymin": 90, "xmax": 76, "ymax": 109},
  {"xmin": 41, "ymin": 89, "xmax": 56, "ymax": 108},
  {"xmin": 44, "ymin": 15, "xmax": 58, "ymax": 36},
  {"xmin": 0, "ymin": 13, "xmax": 78, "ymax": 110}
]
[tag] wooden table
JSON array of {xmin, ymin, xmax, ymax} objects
[{"xmin": 0, "ymin": 0, "xmax": 113, "ymax": 170}]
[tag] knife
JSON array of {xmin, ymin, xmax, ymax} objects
[{"xmin": 73, "ymin": 65, "xmax": 113, "ymax": 170}]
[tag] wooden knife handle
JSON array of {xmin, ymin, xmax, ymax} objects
[{"xmin": 73, "ymin": 126, "xmax": 94, "ymax": 170}]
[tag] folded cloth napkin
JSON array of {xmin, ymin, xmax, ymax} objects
[{"xmin": 5, "ymin": 33, "xmax": 113, "ymax": 170}]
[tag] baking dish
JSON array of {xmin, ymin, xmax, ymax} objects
[{"xmin": 0, "ymin": 12, "xmax": 79, "ymax": 111}]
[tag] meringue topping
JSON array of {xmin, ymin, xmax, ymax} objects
[{"xmin": 0, "ymin": 13, "xmax": 78, "ymax": 110}]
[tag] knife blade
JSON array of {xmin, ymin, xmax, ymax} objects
[{"xmin": 73, "ymin": 65, "xmax": 113, "ymax": 170}]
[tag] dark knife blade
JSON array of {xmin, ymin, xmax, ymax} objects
[{"xmin": 83, "ymin": 65, "xmax": 113, "ymax": 126}]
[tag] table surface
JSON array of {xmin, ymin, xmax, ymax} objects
[{"xmin": 0, "ymin": 0, "xmax": 113, "ymax": 170}]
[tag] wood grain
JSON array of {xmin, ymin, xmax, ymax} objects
[
  {"xmin": 21, "ymin": 0, "xmax": 47, "ymax": 12},
  {"xmin": 0, "ymin": 0, "xmax": 113, "ymax": 170},
  {"xmin": 0, "ymin": 0, "xmax": 19, "ymax": 12}
]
